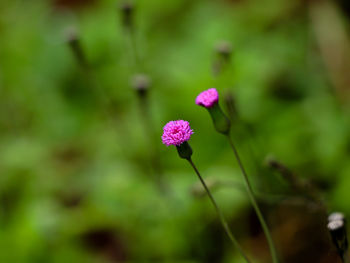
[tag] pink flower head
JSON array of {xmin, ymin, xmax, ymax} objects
[
  {"xmin": 195, "ymin": 88, "xmax": 219, "ymax": 108},
  {"xmin": 162, "ymin": 120, "xmax": 193, "ymax": 146}
]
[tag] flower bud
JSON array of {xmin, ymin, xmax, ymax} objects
[
  {"xmin": 196, "ymin": 88, "xmax": 231, "ymax": 135},
  {"xmin": 207, "ymin": 103, "xmax": 231, "ymax": 135},
  {"xmin": 212, "ymin": 40, "xmax": 232, "ymax": 75},
  {"xmin": 215, "ymin": 40, "xmax": 232, "ymax": 60},
  {"xmin": 65, "ymin": 26, "xmax": 88, "ymax": 68},
  {"xmin": 120, "ymin": 1, "xmax": 134, "ymax": 30},
  {"xmin": 131, "ymin": 74, "xmax": 150, "ymax": 97}
]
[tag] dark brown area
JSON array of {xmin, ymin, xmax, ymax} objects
[{"xmin": 81, "ymin": 228, "xmax": 128, "ymax": 262}]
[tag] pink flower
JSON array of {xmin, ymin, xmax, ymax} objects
[
  {"xmin": 195, "ymin": 88, "xmax": 219, "ymax": 108},
  {"xmin": 162, "ymin": 120, "xmax": 193, "ymax": 146}
]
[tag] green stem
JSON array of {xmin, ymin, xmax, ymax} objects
[
  {"xmin": 127, "ymin": 28, "xmax": 142, "ymax": 72},
  {"xmin": 187, "ymin": 158, "xmax": 253, "ymax": 263},
  {"xmin": 227, "ymin": 136, "xmax": 279, "ymax": 263}
]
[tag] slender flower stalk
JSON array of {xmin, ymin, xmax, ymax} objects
[
  {"xmin": 162, "ymin": 120, "xmax": 252, "ymax": 263},
  {"xmin": 119, "ymin": 1, "xmax": 142, "ymax": 70},
  {"xmin": 119, "ymin": 3, "xmax": 165, "ymax": 191},
  {"xmin": 212, "ymin": 40, "xmax": 232, "ymax": 76},
  {"xmin": 132, "ymin": 74, "xmax": 152, "ymax": 134},
  {"xmin": 187, "ymin": 158, "xmax": 252, "ymax": 263},
  {"xmin": 223, "ymin": 90, "xmax": 238, "ymax": 122},
  {"xmin": 227, "ymin": 136, "xmax": 278, "ymax": 263},
  {"xmin": 132, "ymin": 75, "xmax": 167, "ymax": 192},
  {"xmin": 64, "ymin": 26, "xmax": 112, "ymax": 107},
  {"xmin": 196, "ymin": 88, "xmax": 279, "ymax": 263},
  {"xmin": 211, "ymin": 44, "xmax": 264, "ymax": 179}
]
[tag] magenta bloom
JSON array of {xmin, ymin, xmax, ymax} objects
[
  {"xmin": 162, "ymin": 120, "xmax": 193, "ymax": 146},
  {"xmin": 195, "ymin": 88, "xmax": 219, "ymax": 108}
]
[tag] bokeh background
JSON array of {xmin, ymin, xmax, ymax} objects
[{"xmin": 1, "ymin": 0, "xmax": 350, "ymax": 262}]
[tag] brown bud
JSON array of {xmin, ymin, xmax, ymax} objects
[
  {"xmin": 215, "ymin": 40, "xmax": 232, "ymax": 59},
  {"xmin": 131, "ymin": 74, "xmax": 151, "ymax": 97},
  {"xmin": 64, "ymin": 26, "xmax": 88, "ymax": 68},
  {"xmin": 120, "ymin": 1, "xmax": 134, "ymax": 29}
]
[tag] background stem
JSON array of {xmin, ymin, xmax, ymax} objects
[{"xmin": 227, "ymin": 136, "xmax": 279, "ymax": 263}]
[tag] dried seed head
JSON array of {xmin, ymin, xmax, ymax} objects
[
  {"xmin": 328, "ymin": 212, "xmax": 345, "ymax": 223},
  {"xmin": 328, "ymin": 220, "xmax": 344, "ymax": 231}
]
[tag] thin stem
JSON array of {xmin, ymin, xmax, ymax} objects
[
  {"xmin": 187, "ymin": 158, "xmax": 253, "ymax": 263},
  {"xmin": 227, "ymin": 136, "xmax": 279, "ymax": 263},
  {"xmin": 67, "ymin": 35, "xmax": 111, "ymax": 109},
  {"xmin": 138, "ymin": 96, "xmax": 168, "ymax": 193},
  {"xmin": 127, "ymin": 28, "xmax": 142, "ymax": 72}
]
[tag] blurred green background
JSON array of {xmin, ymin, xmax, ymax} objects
[{"xmin": 1, "ymin": 0, "xmax": 350, "ymax": 262}]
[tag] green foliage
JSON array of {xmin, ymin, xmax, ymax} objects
[{"xmin": 0, "ymin": 0, "xmax": 350, "ymax": 262}]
